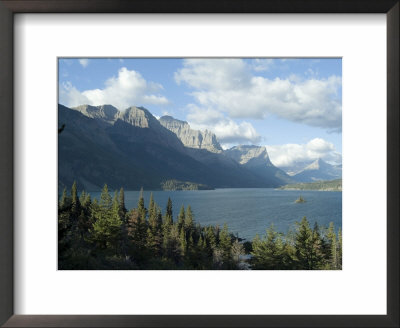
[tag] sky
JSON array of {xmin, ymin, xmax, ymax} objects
[{"xmin": 58, "ymin": 58, "xmax": 342, "ymax": 168}]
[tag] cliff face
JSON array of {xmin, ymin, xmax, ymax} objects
[
  {"xmin": 73, "ymin": 104, "xmax": 118, "ymax": 124},
  {"xmin": 225, "ymin": 145, "xmax": 295, "ymax": 185},
  {"xmin": 224, "ymin": 145, "xmax": 273, "ymax": 167},
  {"xmin": 159, "ymin": 116, "xmax": 223, "ymax": 153}
]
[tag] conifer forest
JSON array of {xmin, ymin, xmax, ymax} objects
[{"xmin": 59, "ymin": 182, "xmax": 342, "ymax": 270}]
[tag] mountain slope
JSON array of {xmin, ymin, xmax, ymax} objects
[
  {"xmin": 159, "ymin": 116, "xmax": 223, "ymax": 153},
  {"xmin": 59, "ymin": 104, "xmax": 283, "ymax": 190},
  {"xmin": 159, "ymin": 116, "xmax": 290, "ymax": 187},
  {"xmin": 292, "ymin": 158, "xmax": 342, "ymax": 182},
  {"xmin": 224, "ymin": 145, "xmax": 295, "ymax": 186}
]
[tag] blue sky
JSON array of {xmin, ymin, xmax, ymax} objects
[{"xmin": 59, "ymin": 58, "xmax": 342, "ymax": 167}]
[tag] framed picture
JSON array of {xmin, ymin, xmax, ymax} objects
[{"xmin": 0, "ymin": 0, "xmax": 398, "ymax": 327}]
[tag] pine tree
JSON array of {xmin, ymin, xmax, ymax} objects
[
  {"xmin": 112, "ymin": 190, "xmax": 119, "ymax": 214},
  {"xmin": 99, "ymin": 184, "xmax": 112, "ymax": 212},
  {"xmin": 79, "ymin": 191, "xmax": 92, "ymax": 214},
  {"xmin": 294, "ymin": 217, "xmax": 314, "ymax": 269},
  {"xmin": 79, "ymin": 190, "xmax": 87, "ymax": 207},
  {"xmin": 126, "ymin": 208, "xmax": 147, "ymax": 263},
  {"xmin": 310, "ymin": 222, "xmax": 325, "ymax": 269},
  {"xmin": 205, "ymin": 225, "xmax": 217, "ymax": 255},
  {"xmin": 91, "ymin": 200, "xmax": 123, "ymax": 253},
  {"xmin": 177, "ymin": 205, "xmax": 185, "ymax": 232},
  {"xmin": 219, "ymin": 223, "xmax": 232, "ymax": 267},
  {"xmin": 231, "ymin": 239, "xmax": 245, "ymax": 269},
  {"xmin": 326, "ymin": 222, "xmax": 338, "ymax": 269},
  {"xmin": 71, "ymin": 181, "xmax": 81, "ymax": 217},
  {"xmin": 162, "ymin": 197, "xmax": 173, "ymax": 242},
  {"xmin": 137, "ymin": 187, "xmax": 147, "ymax": 220},
  {"xmin": 185, "ymin": 205, "xmax": 194, "ymax": 234},
  {"xmin": 337, "ymin": 228, "xmax": 342, "ymax": 269},
  {"xmin": 148, "ymin": 193, "xmax": 155, "ymax": 221},
  {"xmin": 179, "ymin": 228, "xmax": 187, "ymax": 257},
  {"xmin": 251, "ymin": 225, "xmax": 287, "ymax": 269},
  {"xmin": 118, "ymin": 187, "xmax": 127, "ymax": 220},
  {"xmin": 165, "ymin": 197, "xmax": 173, "ymax": 225},
  {"xmin": 147, "ymin": 201, "xmax": 163, "ymax": 258},
  {"xmin": 59, "ymin": 187, "xmax": 70, "ymax": 211}
]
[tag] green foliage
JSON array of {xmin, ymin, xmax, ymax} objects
[
  {"xmin": 177, "ymin": 205, "xmax": 185, "ymax": 233},
  {"xmin": 161, "ymin": 179, "xmax": 213, "ymax": 191},
  {"xmin": 251, "ymin": 225, "xmax": 290, "ymax": 269},
  {"xmin": 59, "ymin": 183, "xmax": 341, "ymax": 270},
  {"xmin": 118, "ymin": 187, "xmax": 127, "ymax": 219},
  {"xmin": 280, "ymin": 179, "xmax": 342, "ymax": 191}
]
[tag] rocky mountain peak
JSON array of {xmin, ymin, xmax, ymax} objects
[
  {"xmin": 225, "ymin": 145, "xmax": 272, "ymax": 167},
  {"xmin": 159, "ymin": 115, "xmax": 223, "ymax": 153},
  {"xmin": 72, "ymin": 104, "xmax": 118, "ymax": 123},
  {"xmin": 304, "ymin": 158, "xmax": 328, "ymax": 171},
  {"xmin": 117, "ymin": 106, "xmax": 159, "ymax": 128},
  {"xmin": 293, "ymin": 158, "xmax": 342, "ymax": 182}
]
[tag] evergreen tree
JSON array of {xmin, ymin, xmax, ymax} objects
[
  {"xmin": 91, "ymin": 201, "xmax": 123, "ymax": 253},
  {"xmin": 179, "ymin": 228, "xmax": 187, "ymax": 257},
  {"xmin": 112, "ymin": 190, "xmax": 119, "ymax": 214},
  {"xmin": 99, "ymin": 184, "xmax": 112, "ymax": 212},
  {"xmin": 137, "ymin": 187, "xmax": 147, "ymax": 220},
  {"xmin": 185, "ymin": 205, "xmax": 194, "ymax": 235},
  {"xmin": 219, "ymin": 223, "xmax": 232, "ymax": 267},
  {"xmin": 147, "ymin": 202, "xmax": 163, "ymax": 258},
  {"xmin": 148, "ymin": 193, "xmax": 156, "ymax": 221},
  {"xmin": 80, "ymin": 192, "xmax": 92, "ymax": 213},
  {"xmin": 251, "ymin": 225, "xmax": 287, "ymax": 269},
  {"xmin": 163, "ymin": 224, "xmax": 181, "ymax": 264},
  {"xmin": 126, "ymin": 208, "xmax": 148, "ymax": 263},
  {"xmin": 59, "ymin": 187, "xmax": 70, "ymax": 211},
  {"xmin": 231, "ymin": 239, "xmax": 245, "ymax": 269},
  {"xmin": 205, "ymin": 225, "xmax": 217, "ymax": 255},
  {"xmin": 294, "ymin": 217, "xmax": 314, "ymax": 269},
  {"xmin": 326, "ymin": 222, "xmax": 338, "ymax": 269},
  {"xmin": 70, "ymin": 181, "xmax": 81, "ymax": 217},
  {"xmin": 165, "ymin": 197, "xmax": 173, "ymax": 225},
  {"xmin": 310, "ymin": 222, "xmax": 325, "ymax": 269},
  {"xmin": 177, "ymin": 205, "xmax": 185, "ymax": 232},
  {"xmin": 79, "ymin": 190, "xmax": 87, "ymax": 207},
  {"xmin": 118, "ymin": 187, "xmax": 127, "ymax": 219},
  {"xmin": 337, "ymin": 228, "xmax": 342, "ymax": 269},
  {"xmin": 162, "ymin": 197, "xmax": 173, "ymax": 242}
]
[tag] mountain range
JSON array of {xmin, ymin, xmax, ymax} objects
[
  {"xmin": 58, "ymin": 104, "xmax": 297, "ymax": 191},
  {"xmin": 58, "ymin": 104, "xmax": 341, "ymax": 190},
  {"xmin": 288, "ymin": 159, "xmax": 342, "ymax": 182}
]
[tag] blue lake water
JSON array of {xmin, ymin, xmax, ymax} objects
[{"xmin": 89, "ymin": 188, "xmax": 342, "ymax": 241}]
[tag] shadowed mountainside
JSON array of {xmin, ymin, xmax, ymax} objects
[{"xmin": 59, "ymin": 104, "xmax": 291, "ymax": 190}]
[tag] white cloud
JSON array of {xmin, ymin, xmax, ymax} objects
[
  {"xmin": 58, "ymin": 67, "xmax": 169, "ymax": 110},
  {"xmin": 187, "ymin": 105, "xmax": 260, "ymax": 145},
  {"xmin": 175, "ymin": 59, "xmax": 342, "ymax": 132},
  {"xmin": 79, "ymin": 59, "xmax": 90, "ymax": 68},
  {"xmin": 251, "ymin": 59, "xmax": 274, "ymax": 71},
  {"xmin": 59, "ymin": 82, "xmax": 90, "ymax": 107},
  {"xmin": 266, "ymin": 138, "xmax": 341, "ymax": 167}
]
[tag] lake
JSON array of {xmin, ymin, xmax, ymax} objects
[{"xmin": 89, "ymin": 188, "xmax": 342, "ymax": 241}]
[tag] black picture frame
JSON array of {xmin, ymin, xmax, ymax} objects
[{"xmin": 0, "ymin": 1, "xmax": 398, "ymax": 327}]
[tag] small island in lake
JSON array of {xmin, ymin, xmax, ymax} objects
[
  {"xmin": 280, "ymin": 179, "xmax": 342, "ymax": 192},
  {"xmin": 295, "ymin": 195, "xmax": 306, "ymax": 203},
  {"xmin": 161, "ymin": 179, "xmax": 214, "ymax": 191}
]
